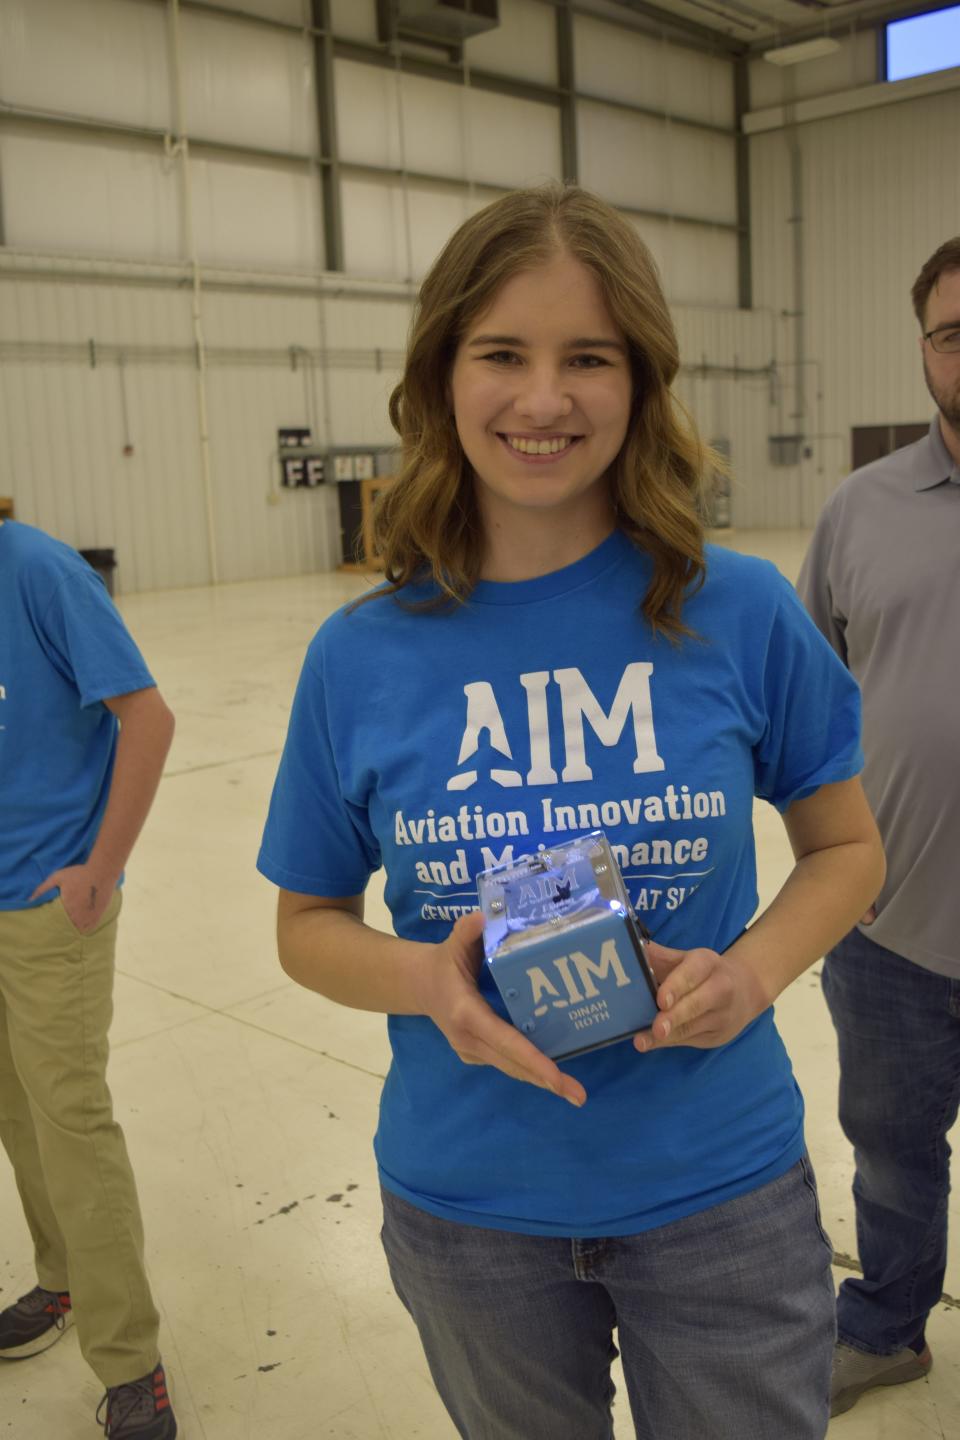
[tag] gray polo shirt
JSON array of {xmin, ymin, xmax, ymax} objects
[{"xmin": 797, "ymin": 417, "xmax": 959, "ymax": 977}]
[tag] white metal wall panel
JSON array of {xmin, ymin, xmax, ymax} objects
[
  {"xmin": 0, "ymin": 132, "xmax": 182, "ymax": 261},
  {"xmin": 321, "ymin": 294, "xmax": 412, "ymax": 356},
  {"xmin": 628, "ymin": 218, "xmax": 739, "ymax": 308},
  {"xmin": 463, "ymin": 0, "xmax": 558, "ymax": 87},
  {"xmin": 329, "ymin": 0, "xmax": 379, "ymax": 43},
  {"xmin": 749, "ymin": 87, "xmax": 959, "ymax": 528},
  {"xmin": 335, "ymin": 59, "xmax": 559, "ymax": 187},
  {"xmin": 464, "ymin": 89, "xmax": 561, "ymax": 188},
  {"xmin": 0, "ymin": 267, "xmax": 195, "ymax": 347},
  {"xmin": 397, "ymin": 72, "xmax": 472, "ymax": 180},
  {"xmin": 189, "ymin": 157, "xmax": 323, "ymax": 270},
  {"xmin": 664, "ymin": 124, "xmax": 737, "ymax": 224},
  {"xmin": 323, "ymin": 368, "xmax": 400, "ymax": 448},
  {"xmin": 202, "ymin": 366, "xmax": 341, "ymax": 584},
  {"xmin": 335, "ymin": 58, "xmax": 404, "ymax": 170},
  {"xmin": 179, "ymin": 10, "xmax": 317, "ymax": 156},
  {"xmin": 673, "ymin": 304, "xmax": 778, "ymax": 528},
  {"xmin": 0, "ymin": 277, "xmax": 210, "ymax": 592},
  {"xmin": 200, "ymin": 289, "xmax": 324, "ymax": 352},
  {"xmin": 340, "ymin": 176, "xmax": 410, "ymax": 277},
  {"xmin": 578, "ymin": 101, "xmax": 736, "ymax": 224},
  {"xmin": 573, "ymin": 14, "xmax": 734, "ymax": 129},
  {"xmin": 341, "ymin": 175, "xmax": 500, "ymax": 280},
  {"xmin": 749, "ymin": 32, "xmax": 876, "ymax": 111},
  {"xmin": 0, "ymin": 0, "xmax": 170, "ymax": 133}
]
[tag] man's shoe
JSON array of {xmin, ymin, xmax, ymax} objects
[
  {"xmin": 830, "ymin": 1340, "xmax": 932, "ymax": 1415},
  {"xmin": 96, "ymin": 1360, "xmax": 177, "ymax": 1439},
  {"xmin": 0, "ymin": 1286, "xmax": 73, "ymax": 1359}
]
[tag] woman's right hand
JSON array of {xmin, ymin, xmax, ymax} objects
[{"xmin": 415, "ymin": 911, "xmax": 587, "ymax": 1107}]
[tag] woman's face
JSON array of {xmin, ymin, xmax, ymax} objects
[{"xmin": 450, "ymin": 251, "xmax": 633, "ymax": 541}]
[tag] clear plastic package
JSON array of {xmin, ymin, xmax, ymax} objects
[{"xmin": 477, "ymin": 831, "xmax": 659, "ymax": 1060}]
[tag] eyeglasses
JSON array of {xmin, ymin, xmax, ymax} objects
[{"xmin": 923, "ymin": 324, "xmax": 960, "ymax": 355}]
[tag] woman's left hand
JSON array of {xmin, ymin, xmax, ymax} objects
[{"xmin": 633, "ymin": 941, "xmax": 771, "ymax": 1052}]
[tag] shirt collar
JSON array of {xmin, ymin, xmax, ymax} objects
[{"xmin": 917, "ymin": 416, "xmax": 960, "ymax": 491}]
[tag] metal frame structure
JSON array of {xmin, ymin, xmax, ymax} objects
[{"xmin": 0, "ymin": 0, "xmax": 754, "ymax": 298}]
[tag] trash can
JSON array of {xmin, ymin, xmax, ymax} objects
[{"xmin": 79, "ymin": 548, "xmax": 117, "ymax": 597}]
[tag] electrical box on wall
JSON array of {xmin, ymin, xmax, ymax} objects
[{"xmin": 768, "ymin": 434, "xmax": 804, "ymax": 467}]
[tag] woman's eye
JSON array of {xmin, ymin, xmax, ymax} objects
[
  {"xmin": 481, "ymin": 350, "xmax": 520, "ymax": 365},
  {"xmin": 570, "ymin": 354, "xmax": 608, "ymax": 368}
]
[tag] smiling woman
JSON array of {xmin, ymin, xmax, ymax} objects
[
  {"xmin": 449, "ymin": 252, "xmax": 632, "ymax": 577},
  {"xmin": 375, "ymin": 183, "xmax": 711, "ymax": 639},
  {"xmin": 257, "ymin": 183, "xmax": 884, "ymax": 1440}
]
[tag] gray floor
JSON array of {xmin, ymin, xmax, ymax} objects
[{"xmin": 1, "ymin": 530, "xmax": 956, "ymax": 1438}]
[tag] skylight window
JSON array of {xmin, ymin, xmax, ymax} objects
[{"xmin": 885, "ymin": 4, "xmax": 960, "ymax": 81}]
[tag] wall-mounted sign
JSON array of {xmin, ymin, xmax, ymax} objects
[
  {"xmin": 280, "ymin": 454, "xmax": 325, "ymax": 488},
  {"xmin": 278, "ymin": 427, "xmax": 324, "ymax": 487},
  {"xmin": 278, "ymin": 427, "xmax": 311, "ymax": 449}
]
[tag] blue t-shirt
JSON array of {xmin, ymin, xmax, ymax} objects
[
  {"xmin": 258, "ymin": 530, "xmax": 863, "ymax": 1236},
  {"xmin": 0, "ymin": 522, "xmax": 155, "ymax": 909}
]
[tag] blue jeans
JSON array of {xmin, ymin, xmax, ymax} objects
[
  {"xmin": 822, "ymin": 927, "xmax": 960, "ymax": 1356},
  {"xmin": 380, "ymin": 1158, "xmax": 835, "ymax": 1440}
]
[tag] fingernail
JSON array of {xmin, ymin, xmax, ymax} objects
[
  {"xmin": 664, "ymin": 991, "xmax": 674, "ymax": 1008},
  {"xmin": 659, "ymin": 1019, "xmax": 672, "ymax": 1039},
  {"xmin": 565, "ymin": 1094, "xmax": 584, "ymax": 1108}
]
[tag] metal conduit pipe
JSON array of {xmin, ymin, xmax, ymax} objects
[
  {"xmin": 0, "ymin": 338, "xmax": 774, "ymax": 382},
  {"xmin": 168, "ymin": 0, "xmax": 218, "ymax": 586},
  {"xmin": 0, "ymin": 253, "xmax": 421, "ymax": 303}
]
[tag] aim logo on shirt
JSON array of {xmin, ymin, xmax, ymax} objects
[{"xmin": 447, "ymin": 663, "xmax": 663, "ymax": 792}]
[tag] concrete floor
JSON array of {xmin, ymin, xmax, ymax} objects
[{"xmin": 1, "ymin": 529, "xmax": 956, "ymax": 1439}]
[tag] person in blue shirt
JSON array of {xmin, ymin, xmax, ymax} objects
[
  {"xmin": 0, "ymin": 521, "xmax": 178, "ymax": 1440},
  {"xmin": 257, "ymin": 184, "xmax": 885, "ymax": 1440}
]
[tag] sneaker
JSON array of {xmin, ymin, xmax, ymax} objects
[
  {"xmin": 830, "ymin": 1339, "xmax": 932, "ymax": 1415},
  {"xmin": 96, "ymin": 1360, "xmax": 177, "ymax": 1439},
  {"xmin": 0, "ymin": 1286, "xmax": 73, "ymax": 1359}
]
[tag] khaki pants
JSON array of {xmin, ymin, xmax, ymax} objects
[{"xmin": 0, "ymin": 893, "xmax": 160, "ymax": 1387}]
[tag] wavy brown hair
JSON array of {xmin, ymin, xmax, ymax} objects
[{"xmin": 370, "ymin": 183, "xmax": 711, "ymax": 639}]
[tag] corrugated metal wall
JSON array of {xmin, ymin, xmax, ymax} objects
[
  {"xmin": 1, "ymin": 0, "xmax": 953, "ymax": 587},
  {"xmin": 750, "ymin": 82, "xmax": 960, "ymax": 526}
]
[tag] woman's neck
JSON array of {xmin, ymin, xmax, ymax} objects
[{"xmin": 477, "ymin": 495, "xmax": 617, "ymax": 583}]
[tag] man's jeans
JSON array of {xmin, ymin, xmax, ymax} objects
[
  {"xmin": 381, "ymin": 1157, "xmax": 835, "ymax": 1440},
  {"xmin": 823, "ymin": 926, "xmax": 960, "ymax": 1356}
]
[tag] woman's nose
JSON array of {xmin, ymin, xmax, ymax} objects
[{"xmin": 513, "ymin": 370, "xmax": 573, "ymax": 423}]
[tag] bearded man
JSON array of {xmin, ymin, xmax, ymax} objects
[{"xmin": 799, "ymin": 238, "xmax": 960, "ymax": 1417}]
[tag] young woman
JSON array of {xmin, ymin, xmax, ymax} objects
[{"xmin": 257, "ymin": 184, "xmax": 884, "ymax": 1440}]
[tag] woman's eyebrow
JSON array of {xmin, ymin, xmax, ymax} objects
[{"xmin": 466, "ymin": 334, "xmax": 626, "ymax": 351}]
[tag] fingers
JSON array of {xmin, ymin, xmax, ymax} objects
[
  {"xmin": 642, "ymin": 939, "xmax": 686, "ymax": 985},
  {"xmin": 442, "ymin": 984, "xmax": 586, "ymax": 1106},
  {"xmin": 469, "ymin": 1030, "xmax": 586, "ymax": 1107},
  {"xmin": 28, "ymin": 872, "xmax": 58, "ymax": 902},
  {"xmin": 634, "ymin": 948, "xmax": 739, "ymax": 1052},
  {"xmin": 438, "ymin": 911, "xmax": 589, "ymax": 1104}
]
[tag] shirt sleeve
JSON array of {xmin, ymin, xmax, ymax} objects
[
  {"xmin": 257, "ymin": 638, "xmax": 381, "ymax": 897},
  {"xmin": 39, "ymin": 568, "xmax": 155, "ymax": 707},
  {"xmin": 754, "ymin": 575, "xmax": 863, "ymax": 813},
  {"xmin": 796, "ymin": 504, "xmax": 848, "ymax": 664}
]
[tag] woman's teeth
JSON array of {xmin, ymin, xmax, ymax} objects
[{"xmin": 506, "ymin": 436, "xmax": 575, "ymax": 455}]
